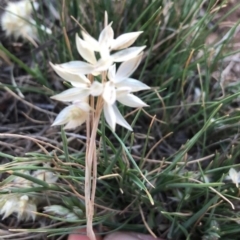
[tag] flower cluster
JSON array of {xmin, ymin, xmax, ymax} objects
[
  {"xmin": 0, "ymin": 165, "xmax": 58, "ymax": 221},
  {"xmin": 0, "ymin": 194, "xmax": 37, "ymax": 221},
  {"xmin": 1, "ymin": 0, "xmax": 51, "ymax": 41},
  {"xmin": 51, "ymin": 15, "xmax": 149, "ymax": 131}
]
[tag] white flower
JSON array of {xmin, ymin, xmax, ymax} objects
[
  {"xmin": 226, "ymin": 168, "xmax": 240, "ymax": 188},
  {"xmin": 1, "ymin": 0, "xmax": 51, "ymax": 40},
  {"xmin": 0, "ymin": 194, "xmax": 37, "ymax": 221},
  {"xmin": 102, "ymin": 55, "xmax": 150, "ymax": 131},
  {"xmin": 50, "ymin": 62, "xmax": 104, "ymax": 102},
  {"xmin": 107, "ymin": 55, "xmax": 150, "ymax": 107},
  {"xmin": 103, "ymin": 89, "xmax": 148, "ymax": 131},
  {"xmin": 102, "ymin": 80, "xmax": 148, "ymax": 131},
  {"xmin": 108, "ymin": 54, "xmax": 149, "ymax": 90},
  {"xmin": 75, "ymin": 28, "xmax": 145, "ymax": 74},
  {"xmin": 49, "ymin": 64, "xmax": 101, "ymax": 129},
  {"xmin": 51, "ymin": 13, "xmax": 145, "ymax": 76},
  {"xmin": 103, "ymin": 103, "xmax": 133, "ymax": 131},
  {"xmin": 52, "ymin": 100, "xmax": 91, "ymax": 129}
]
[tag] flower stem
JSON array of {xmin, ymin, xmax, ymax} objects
[{"xmin": 85, "ymin": 91, "xmax": 103, "ymax": 240}]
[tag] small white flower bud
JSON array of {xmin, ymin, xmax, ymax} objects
[{"xmin": 44, "ymin": 205, "xmax": 80, "ymax": 221}]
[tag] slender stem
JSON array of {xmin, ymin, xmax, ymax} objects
[
  {"xmin": 90, "ymin": 97, "xmax": 103, "ymax": 208},
  {"xmin": 85, "ymin": 76, "xmax": 96, "ymax": 240},
  {"xmin": 85, "ymin": 57, "xmax": 105, "ymax": 240},
  {"xmin": 86, "ymin": 111, "xmax": 95, "ymax": 239},
  {"xmin": 86, "ymin": 108, "xmax": 102, "ymax": 239}
]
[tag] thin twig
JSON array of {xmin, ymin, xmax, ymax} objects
[
  {"xmin": 139, "ymin": 205, "xmax": 157, "ymax": 238},
  {"xmin": 190, "ymin": 178, "xmax": 235, "ymax": 210},
  {"xmin": 0, "ymin": 83, "xmax": 57, "ymax": 116}
]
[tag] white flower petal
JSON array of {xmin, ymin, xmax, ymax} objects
[
  {"xmin": 1, "ymin": 199, "xmax": 15, "ymax": 219},
  {"xmin": 117, "ymin": 93, "xmax": 148, "ymax": 108},
  {"xmin": 75, "ymin": 34, "xmax": 97, "ymax": 64},
  {"xmin": 102, "ymin": 81, "xmax": 116, "ymax": 104},
  {"xmin": 52, "ymin": 104, "xmax": 88, "ymax": 129},
  {"xmin": 98, "ymin": 23, "xmax": 114, "ymax": 59},
  {"xmin": 113, "ymin": 104, "xmax": 133, "ymax": 131},
  {"xmin": 90, "ymin": 81, "xmax": 103, "ymax": 96},
  {"xmin": 115, "ymin": 54, "xmax": 143, "ymax": 80},
  {"xmin": 64, "ymin": 118, "xmax": 86, "ymax": 129},
  {"xmin": 94, "ymin": 57, "xmax": 114, "ymax": 72},
  {"xmin": 81, "ymin": 31, "xmax": 100, "ymax": 51},
  {"xmin": 52, "ymin": 106, "xmax": 72, "ymax": 126},
  {"xmin": 32, "ymin": 1, "xmax": 40, "ymax": 11},
  {"xmin": 116, "ymin": 88, "xmax": 131, "ymax": 98},
  {"xmin": 111, "ymin": 31, "xmax": 143, "ymax": 50},
  {"xmin": 40, "ymin": 24, "xmax": 52, "ymax": 35},
  {"xmin": 116, "ymin": 78, "xmax": 150, "ymax": 92},
  {"xmin": 229, "ymin": 168, "xmax": 239, "ymax": 187},
  {"xmin": 50, "ymin": 62, "xmax": 90, "ymax": 86},
  {"xmin": 112, "ymin": 46, "xmax": 146, "ymax": 62},
  {"xmin": 51, "ymin": 88, "xmax": 90, "ymax": 102},
  {"xmin": 70, "ymin": 82, "xmax": 89, "ymax": 88},
  {"xmin": 100, "ymin": 49, "xmax": 110, "ymax": 61},
  {"xmin": 107, "ymin": 64, "xmax": 116, "ymax": 82},
  {"xmin": 104, "ymin": 103, "xmax": 116, "ymax": 131},
  {"xmin": 91, "ymin": 71, "xmax": 101, "ymax": 76},
  {"xmin": 60, "ymin": 61, "xmax": 95, "ymax": 74},
  {"xmin": 74, "ymin": 100, "xmax": 91, "ymax": 112}
]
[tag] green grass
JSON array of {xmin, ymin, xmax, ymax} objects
[{"xmin": 1, "ymin": 0, "xmax": 240, "ymax": 239}]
